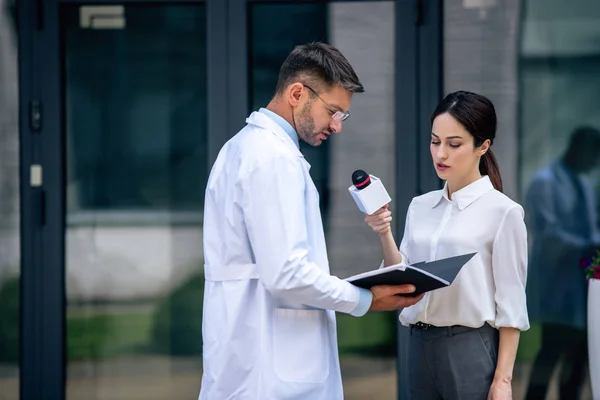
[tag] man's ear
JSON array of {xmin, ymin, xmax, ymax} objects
[{"xmin": 288, "ymin": 83, "xmax": 304, "ymax": 107}]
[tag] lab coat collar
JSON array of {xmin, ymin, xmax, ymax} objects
[
  {"xmin": 258, "ymin": 108, "xmax": 299, "ymax": 148},
  {"xmin": 432, "ymin": 175, "xmax": 495, "ymax": 210},
  {"xmin": 246, "ymin": 111, "xmax": 304, "ymax": 159}
]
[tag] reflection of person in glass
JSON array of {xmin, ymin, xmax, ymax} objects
[
  {"xmin": 199, "ymin": 43, "xmax": 424, "ymax": 400},
  {"xmin": 525, "ymin": 126, "xmax": 600, "ymax": 400},
  {"xmin": 365, "ymin": 91, "xmax": 529, "ymax": 399}
]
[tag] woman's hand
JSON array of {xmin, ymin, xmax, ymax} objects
[
  {"xmin": 365, "ymin": 205, "xmax": 392, "ymax": 236},
  {"xmin": 487, "ymin": 378, "xmax": 512, "ymax": 400}
]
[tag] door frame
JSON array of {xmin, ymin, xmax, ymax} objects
[
  {"xmin": 19, "ymin": 0, "xmax": 66, "ymax": 397},
  {"xmin": 394, "ymin": 1, "xmax": 443, "ymax": 397},
  {"xmin": 18, "ymin": 0, "xmax": 441, "ymax": 398}
]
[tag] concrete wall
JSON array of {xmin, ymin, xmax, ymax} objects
[
  {"xmin": 66, "ymin": 224, "xmax": 202, "ymax": 301},
  {"xmin": 327, "ymin": 1, "xmax": 396, "ymax": 279},
  {"xmin": 444, "ymin": 0, "xmax": 521, "ymax": 200}
]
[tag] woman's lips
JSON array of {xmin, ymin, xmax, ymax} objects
[{"xmin": 436, "ymin": 163, "xmax": 449, "ymax": 171}]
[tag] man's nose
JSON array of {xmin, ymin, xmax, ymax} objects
[{"xmin": 330, "ymin": 119, "xmax": 342, "ymax": 133}]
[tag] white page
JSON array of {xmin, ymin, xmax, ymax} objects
[{"xmin": 344, "ymin": 262, "xmax": 406, "ymax": 282}]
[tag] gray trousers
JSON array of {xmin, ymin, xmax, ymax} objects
[{"xmin": 408, "ymin": 322, "xmax": 499, "ymax": 400}]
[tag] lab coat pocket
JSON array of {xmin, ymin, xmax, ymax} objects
[{"xmin": 273, "ymin": 308, "xmax": 329, "ymax": 383}]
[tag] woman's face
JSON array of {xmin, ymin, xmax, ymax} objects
[{"xmin": 430, "ymin": 113, "xmax": 489, "ymax": 186}]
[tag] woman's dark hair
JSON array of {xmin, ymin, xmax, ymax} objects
[{"xmin": 431, "ymin": 90, "xmax": 503, "ymax": 192}]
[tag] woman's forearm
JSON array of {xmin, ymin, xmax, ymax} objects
[
  {"xmin": 380, "ymin": 231, "xmax": 402, "ymax": 267},
  {"xmin": 494, "ymin": 327, "xmax": 520, "ymax": 383}
]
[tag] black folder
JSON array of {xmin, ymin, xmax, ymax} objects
[{"xmin": 344, "ymin": 253, "xmax": 476, "ymax": 296}]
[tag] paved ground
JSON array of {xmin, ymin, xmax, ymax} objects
[{"xmin": 0, "ymin": 356, "xmax": 593, "ymax": 399}]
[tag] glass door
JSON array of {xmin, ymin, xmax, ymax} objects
[{"xmin": 61, "ymin": 5, "xmax": 207, "ymax": 399}]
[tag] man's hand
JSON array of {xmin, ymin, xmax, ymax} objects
[{"xmin": 369, "ymin": 284, "xmax": 424, "ymax": 311}]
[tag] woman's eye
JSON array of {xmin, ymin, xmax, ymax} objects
[
  {"xmin": 431, "ymin": 141, "xmax": 441, "ymax": 145},
  {"xmin": 450, "ymin": 143, "xmax": 461, "ymax": 148}
]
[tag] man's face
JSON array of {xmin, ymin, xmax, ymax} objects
[{"xmin": 294, "ymin": 84, "xmax": 352, "ymax": 147}]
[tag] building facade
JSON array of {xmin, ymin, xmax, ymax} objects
[{"xmin": 1, "ymin": 0, "xmax": 598, "ymax": 398}]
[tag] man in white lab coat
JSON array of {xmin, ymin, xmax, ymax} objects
[{"xmin": 199, "ymin": 42, "xmax": 423, "ymax": 400}]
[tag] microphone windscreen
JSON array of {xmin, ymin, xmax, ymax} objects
[
  {"xmin": 352, "ymin": 169, "xmax": 370, "ymax": 187},
  {"xmin": 352, "ymin": 169, "xmax": 371, "ymax": 190}
]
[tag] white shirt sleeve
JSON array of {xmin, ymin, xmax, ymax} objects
[
  {"xmin": 242, "ymin": 155, "xmax": 362, "ymax": 314},
  {"xmin": 492, "ymin": 205, "xmax": 530, "ymax": 330}
]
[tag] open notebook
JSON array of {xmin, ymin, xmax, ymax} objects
[{"xmin": 344, "ymin": 253, "xmax": 477, "ymax": 296}]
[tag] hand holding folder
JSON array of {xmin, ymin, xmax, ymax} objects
[{"xmin": 345, "ymin": 253, "xmax": 477, "ymax": 296}]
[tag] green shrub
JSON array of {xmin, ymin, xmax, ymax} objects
[
  {"xmin": 150, "ymin": 272, "xmax": 205, "ymax": 355},
  {"xmin": 0, "ymin": 275, "xmax": 19, "ymax": 364},
  {"xmin": 337, "ymin": 310, "xmax": 397, "ymax": 356},
  {"xmin": 66, "ymin": 313, "xmax": 113, "ymax": 360}
]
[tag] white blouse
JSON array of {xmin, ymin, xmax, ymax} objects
[{"xmin": 397, "ymin": 175, "xmax": 530, "ymax": 331}]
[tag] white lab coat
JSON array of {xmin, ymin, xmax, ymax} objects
[
  {"xmin": 199, "ymin": 111, "xmax": 362, "ymax": 400},
  {"xmin": 525, "ymin": 161, "xmax": 600, "ymax": 329}
]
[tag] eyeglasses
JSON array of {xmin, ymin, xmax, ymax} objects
[{"xmin": 304, "ymin": 84, "xmax": 351, "ymax": 122}]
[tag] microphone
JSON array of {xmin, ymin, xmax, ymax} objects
[
  {"xmin": 352, "ymin": 170, "xmax": 371, "ymax": 190},
  {"xmin": 348, "ymin": 169, "xmax": 391, "ymax": 215}
]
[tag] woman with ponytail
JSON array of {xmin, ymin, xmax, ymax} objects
[{"xmin": 365, "ymin": 91, "xmax": 529, "ymax": 399}]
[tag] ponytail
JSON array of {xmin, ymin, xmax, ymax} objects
[{"xmin": 480, "ymin": 149, "xmax": 503, "ymax": 192}]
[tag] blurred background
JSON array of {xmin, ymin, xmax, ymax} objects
[{"xmin": 1, "ymin": 0, "xmax": 599, "ymax": 399}]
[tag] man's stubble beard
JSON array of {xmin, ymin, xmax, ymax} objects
[{"xmin": 295, "ymin": 101, "xmax": 320, "ymax": 147}]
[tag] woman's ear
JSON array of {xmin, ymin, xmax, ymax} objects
[{"xmin": 479, "ymin": 139, "xmax": 491, "ymax": 156}]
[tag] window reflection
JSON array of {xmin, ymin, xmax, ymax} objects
[
  {"xmin": 63, "ymin": 6, "xmax": 207, "ymax": 399},
  {"xmin": 444, "ymin": 0, "xmax": 599, "ymax": 397},
  {"xmin": 520, "ymin": 1, "xmax": 600, "ymax": 398},
  {"xmin": 65, "ymin": 7, "xmax": 207, "ymax": 212}
]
